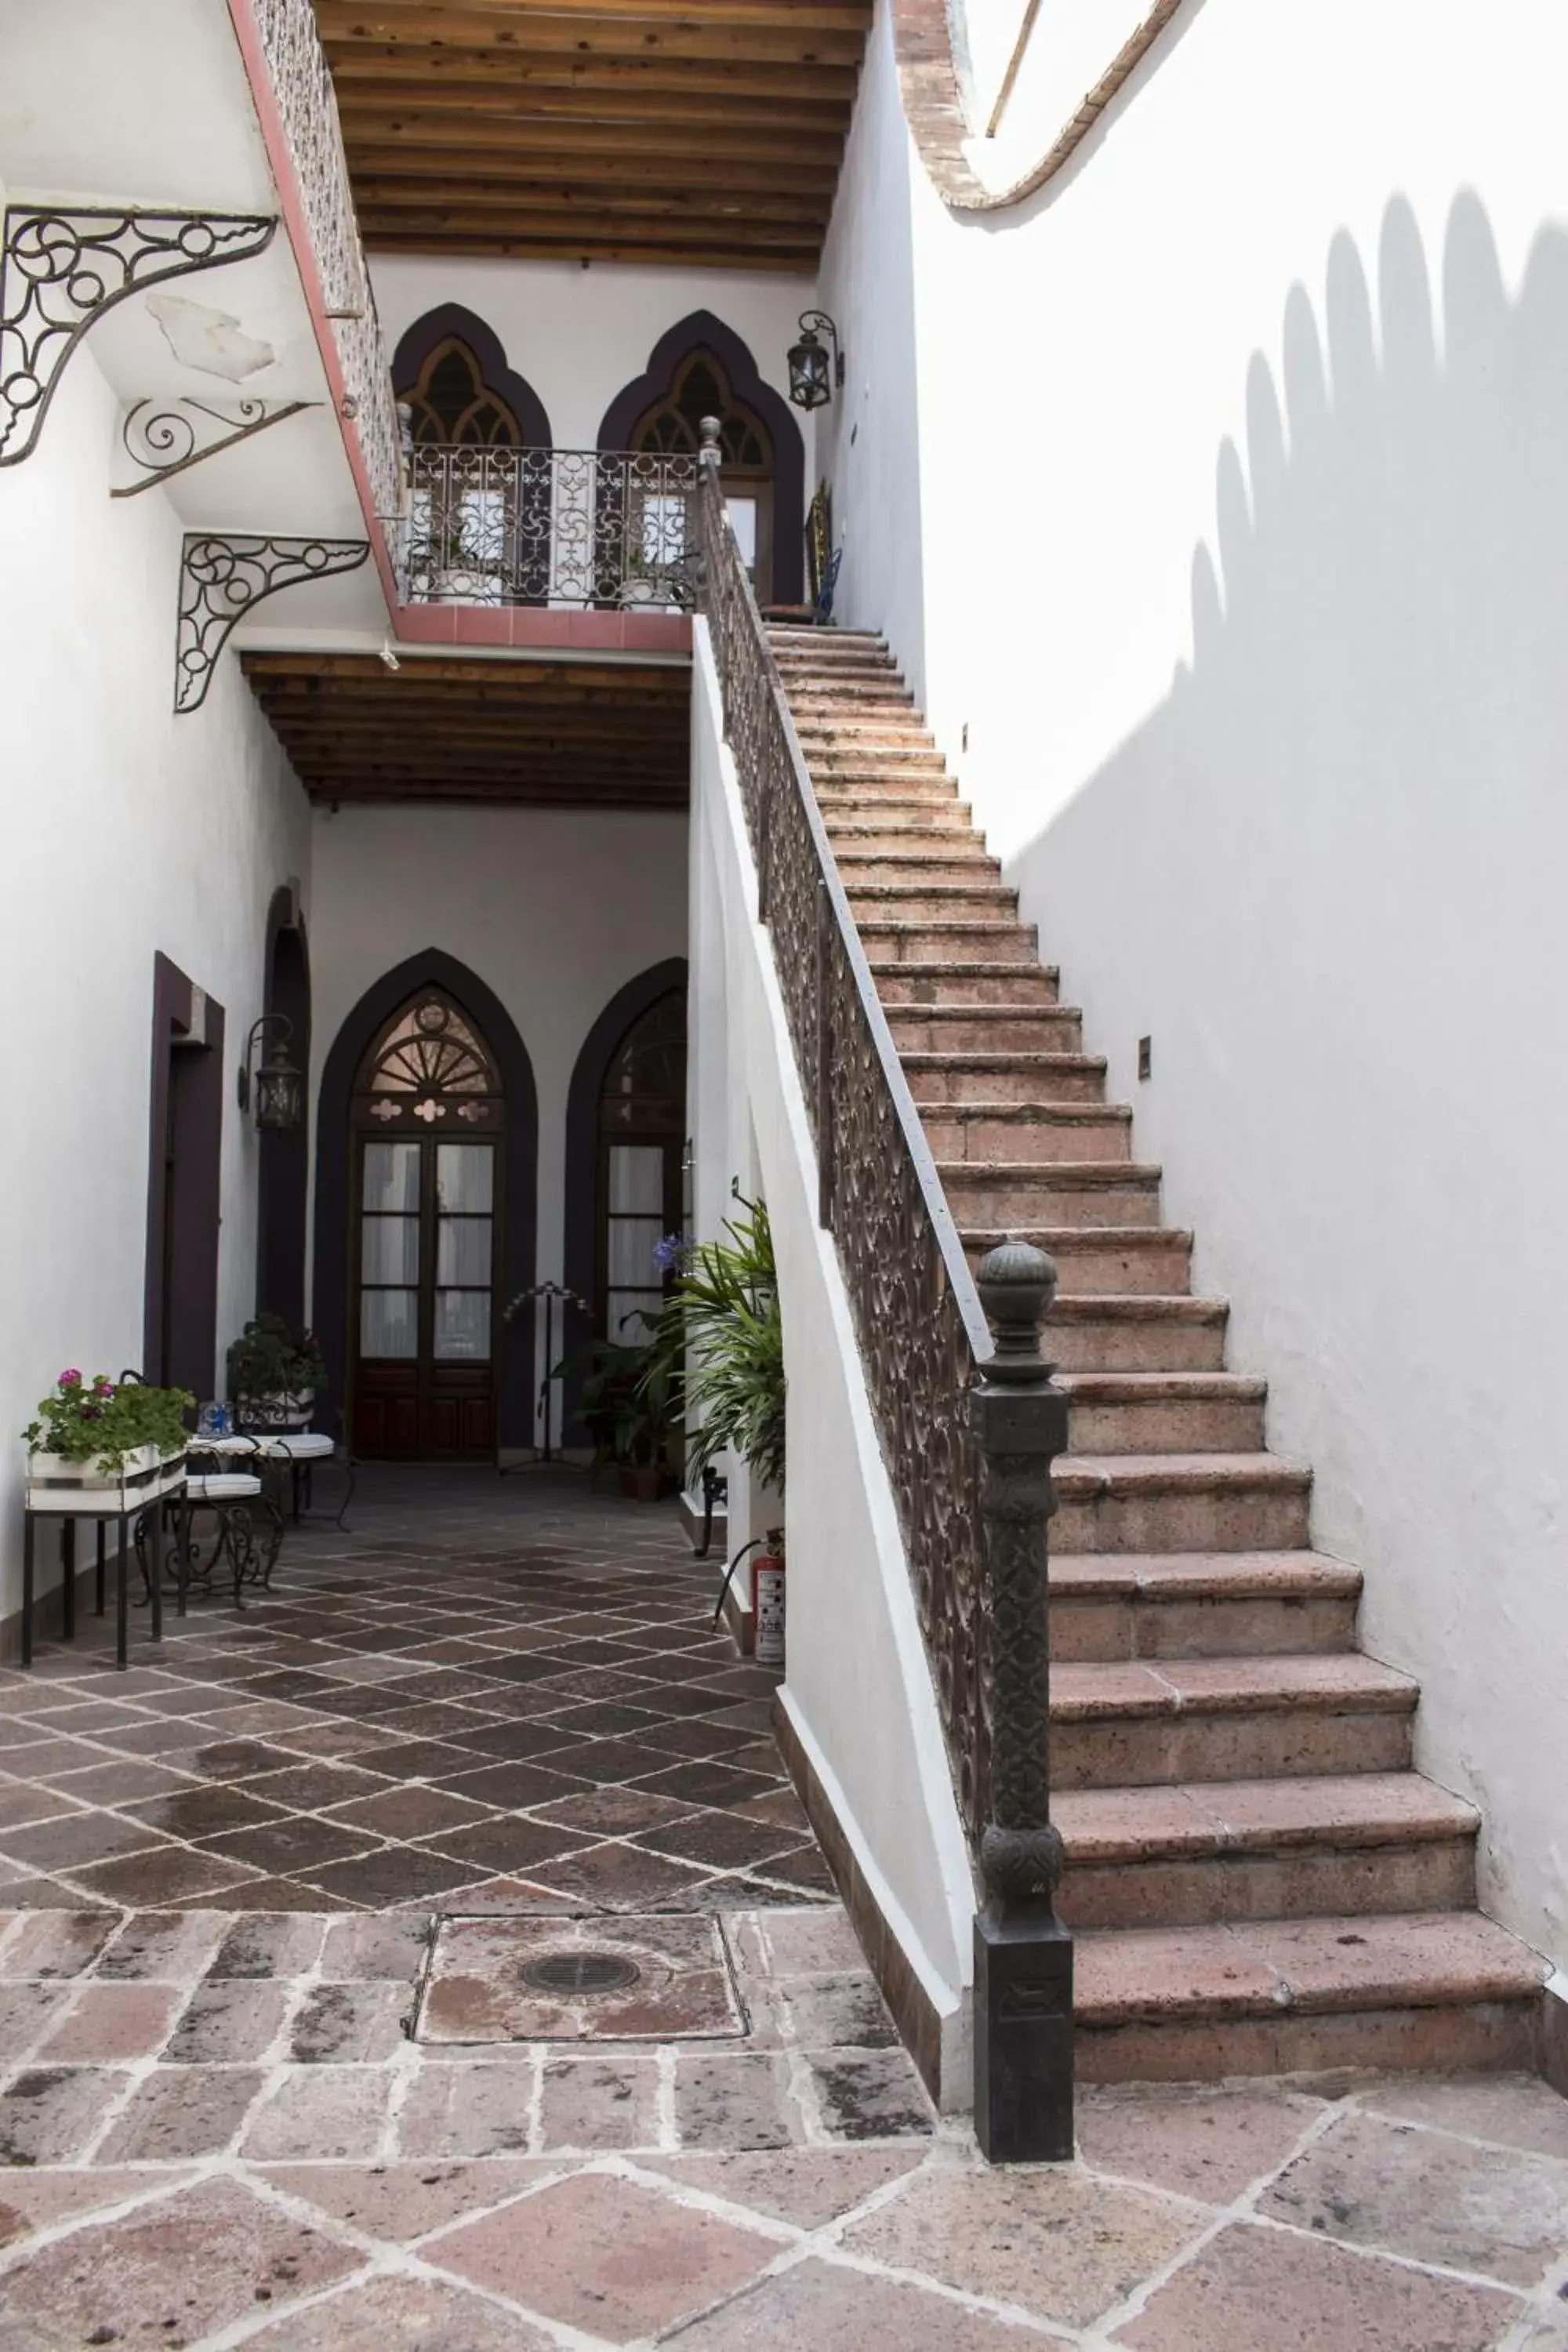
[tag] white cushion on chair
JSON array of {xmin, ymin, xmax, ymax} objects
[
  {"xmin": 267, "ymin": 1434, "xmax": 333, "ymax": 1461},
  {"xmin": 186, "ymin": 1474, "xmax": 263, "ymax": 1501}
]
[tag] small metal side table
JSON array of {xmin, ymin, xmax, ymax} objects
[{"xmin": 21, "ymin": 1475, "xmax": 185, "ymax": 1671}]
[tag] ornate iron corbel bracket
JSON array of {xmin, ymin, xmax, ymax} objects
[
  {"xmin": 112, "ymin": 396, "xmax": 317, "ymax": 497},
  {"xmin": 0, "ymin": 208, "xmax": 277, "ymax": 466},
  {"xmin": 175, "ymin": 534, "xmax": 369, "ymax": 713}
]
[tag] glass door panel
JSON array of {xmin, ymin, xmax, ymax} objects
[
  {"xmin": 434, "ymin": 1142, "xmax": 495, "ymax": 1363},
  {"xmin": 359, "ymin": 1140, "xmax": 420, "ymax": 1359},
  {"xmin": 605, "ymin": 1142, "xmax": 665, "ymax": 1341}
]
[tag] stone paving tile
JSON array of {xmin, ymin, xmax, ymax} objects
[
  {"xmin": 319, "ymin": 1911, "xmax": 430, "ymax": 1980},
  {"xmin": 0, "ymin": 2176, "xmax": 362, "ymax": 2344},
  {"xmin": 427, "ymin": 2168, "xmax": 779, "ymax": 2341},
  {"xmin": 0, "ymin": 1911, "xmax": 118, "ymax": 1978},
  {"xmin": 96, "ymin": 2065, "xmax": 268, "ymax": 2159},
  {"xmin": 93, "ymin": 1908, "xmax": 223, "ymax": 1980},
  {"xmin": 1362, "ymin": 2071, "xmax": 1568, "ymax": 2162},
  {"xmin": 669, "ymin": 2255, "xmax": 1059, "ymax": 2350},
  {"xmin": 34, "ymin": 1980, "xmax": 183, "ymax": 2063},
  {"xmin": 672, "ymin": 2050, "xmax": 802, "ymax": 2151},
  {"xmin": 70, "ymin": 1843, "xmax": 264, "ymax": 1907},
  {"xmin": 256, "ymin": 2158, "xmax": 558, "ymax": 2243},
  {"xmin": 538, "ymin": 2055, "xmax": 662, "ymax": 2151},
  {"xmin": 1077, "ymin": 2081, "xmax": 1325, "ymax": 2201},
  {"xmin": 0, "ymin": 2066, "xmax": 129, "ymax": 2164},
  {"xmin": 1112, "ymin": 2216, "xmax": 1522, "ymax": 2350},
  {"xmin": 397, "ymin": 2061, "xmax": 539, "ymax": 2158},
  {"xmin": 289, "ymin": 1980, "xmax": 411, "ymax": 2063},
  {"xmin": 1259, "ymin": 2106, "xmax": 1568, "ymax": 2288},
  {"xmin": 208, "ymin": 1911, "xmax": 328, "ymax": 1978},
  {"xmin": 804, "ymin": 2048, "xmax": 938, "ymax": 2142},
  {"xmin": 241, "ymin": 2064, "xmax": 396, "ymax": 2160},
  {"xmin": 0, "ymin": 2164, "xmax": 201, "ymax": 2249},
  {"xmin": 162, "ymin": 1978, "xmax": 289, "ymax": 2063},
  {"xmin": 244, "ymin": 2272, "xmax": 557, "ymax": 2350}
]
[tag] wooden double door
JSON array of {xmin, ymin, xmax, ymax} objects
[{"xmin": 351, "ymin": 1132, "xmax": 499, "ymax": 1460}]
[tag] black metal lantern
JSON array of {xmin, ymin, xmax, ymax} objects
[
  {"xmin": 787, "ymin": 310, "xmax": 844, "ymax": 410},
  {"xmin": 238, "ymin": 1013, "xmax": 303, "ymax": 1131}
]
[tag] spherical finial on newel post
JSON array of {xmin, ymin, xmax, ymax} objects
[
  {"xmin": 969, "ymin": 1232, "xmax": 1073, "ymax": 2165},
  {"xmin": 697, "ymin": 415, "xmax": 723, "ymax": 469}
]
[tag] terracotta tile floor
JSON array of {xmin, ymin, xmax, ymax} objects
[{"xmin": 0, "ymin": 1472, "xmax": 1563, "ymax": 2347}]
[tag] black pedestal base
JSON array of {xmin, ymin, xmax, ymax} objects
[{"xmin": 973, "ymin": 1899, "xmax": 1074, "ymax": 2163}]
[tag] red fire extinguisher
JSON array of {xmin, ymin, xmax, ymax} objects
[{"xmin": 751, "ymin": 1530, "xmax": 786, "ymax": 1667}]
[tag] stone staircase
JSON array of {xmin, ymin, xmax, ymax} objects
[{"xmin": 767, "ymin": 622, "xmax": 1548, "ymax": 2086}]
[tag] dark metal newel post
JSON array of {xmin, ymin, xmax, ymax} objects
[{"xmin": 971, "ymin": 1239, "xmax": 1074, "ymax": 2162}]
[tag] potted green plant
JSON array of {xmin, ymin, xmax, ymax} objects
[
  {"xmin": 553, "ymin": 1330, "xmax": 681, "ymax": 1500},
  {"xmin": 24, "ymin": 1370, "xmax": 194, "ymax": 1511},
  {"xmin": 227, "ymin": 1315, "xmax": 325, "ymax": 1431},
  {"xmin": 644, "ymin": 1196, "xmax": 785, "ymax": 1498}
]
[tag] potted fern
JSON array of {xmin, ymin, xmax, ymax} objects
[{"xmin": 643, "ymin": 1195, "xmax": 785, "ymax": 1507}]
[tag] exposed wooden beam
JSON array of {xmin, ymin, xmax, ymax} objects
[
  {"xmin": 358, "ymin": 201, "xmax": 818, "ymax": 245},
  {"xmin": 354, "ymin": 181, "xmax": 829, "ymax": 224},
  {"xmin": 330, "ymin": 67, "xmax": 851, "ymax": 128},
  {"xmin": 315, "ymin": 7, "xmax": 868, "ymax": 67},
  {"xmin": 336, "ymin": 110, "xmax": 842, "ymax": 163},
  {"xmin": 342, "ymin": 142, "xmax": 840, "ymax": 191},
  {"xmin": 325, "ymin": 0, "xmax": 871, "ymax": 31},
  {"xmin": 360, "ymin": 225, "xmax": 813, "ymax": 265},
  {"xmin": 241, "ymin": 652, "xmax": 688, "ymax": 684}
]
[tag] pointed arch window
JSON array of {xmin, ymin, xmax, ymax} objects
[
  {"xmin": 405, "ymin": 338, "xmax": 523, "ymax": 447},
  {"xmin": 630, "ymin": 347, "xmax": 775, "ymax": 597}
]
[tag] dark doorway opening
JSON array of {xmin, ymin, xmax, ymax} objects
[
  {"xmin": 256, "ymin": 888, "xmax": 310, "ymax": 1330},
  {"xmin": 144, "ymin": 955, "xmax": 225, "ymax": 1399}
]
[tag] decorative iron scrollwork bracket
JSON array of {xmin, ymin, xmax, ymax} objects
[
  {"xmin": 0, "ymin": 208, "xmax": 277, "ymax": 466},
  {"xmin": 971, "ymin": 1239, "xmax": 1075, "ymax": 2165},
  {"xmin": 113, "ymin": 397, "xmax": 316, "ymax": 497},
  {"xmin": 175, "ymin": 535, "xmax": 369, "ymax": 714}
]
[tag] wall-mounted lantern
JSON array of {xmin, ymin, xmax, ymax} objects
[
  {"xmin": 787, "ymin": 311, "xmax": 844, "ymax": 410},
  {"xmin": 238, "ymin": 1013, "xmax": 304, "ymax": 1131}
]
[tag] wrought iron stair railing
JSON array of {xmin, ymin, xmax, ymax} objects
[{"xmin": 694, "ymin": 422, "xmax": 1074, "ymax": 2160}]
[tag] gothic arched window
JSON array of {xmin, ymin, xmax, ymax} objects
[
  {"xmin": 630, "ymin": 348, "xmax": 775, "ymax": 598},
  {"xmin": 404, "ymin": 338, "xmax": 522, "ymax": 446}
]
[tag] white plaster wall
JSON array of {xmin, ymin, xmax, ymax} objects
[
  {"xmin": 368, "ymin": 255, "xmax": 813, "ymax": 462},
  {"xmin": 813, "ymin": 4, "xmax": 931, "ymax": 702},
  {"xmin": 818, "ymin": 0, "xmax": 1568, "ymax": 1965},
  {"xmin": 691, "ymin": 626, "xmax": 975, "ymax": 2097},
  {"xmin": 0, "ymin": 342, "xmax": 312, "ymax": 1618},
  {"xmin": 307, "ymin": 801, "xmax": 688, "ymax": 1404}
]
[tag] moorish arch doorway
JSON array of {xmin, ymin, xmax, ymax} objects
[
  {"xmin": 314, "ymin": 951, "xmax": 539, "ymax": 1463},
  {"xmin": 599, "ymin": 314, "xmax": 804, "ymax": 607}
]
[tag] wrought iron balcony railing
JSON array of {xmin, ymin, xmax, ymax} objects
[
  {"xmin": 244, "ymin": 0, "xmax": 405, "ymax": 562},
  {"xmin": 694, "ymin": 421, "xmax": 1074, "ymax": 2161},
  {"xmin": 405, "ymin": 445, "xmax": 701, "ymax": 610}
]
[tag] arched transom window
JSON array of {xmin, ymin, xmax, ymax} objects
[
  {"xmin": 631, "ymin": 349, "xmax": 771, "ymax": 469},
  {"xmin": 405, "ymin": 338, "xmax": 521, "ymax": 446},
  {"xmin": 356, "ymin": 993, "xmax": 503, "ymax": 1128}
]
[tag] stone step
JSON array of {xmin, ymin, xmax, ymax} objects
[
  {"xmin": 905, "ymin": 1052, "xmax": 1107, "ymax": 1107},
  {"xmin": 835, "ymin": 849, "xmax": 999, "ymax": 887},
  {"xmin": 961, "ymin": 1224, "xmax": 1190, "ymax": 1294},
  {"xmin": 1054, "ymin": 1452, "xmax": 1312, "ymax": 1554},
  {"xmin": 775, "ymin": 648, "xmax": 899, "ymax": 670},
  {"xmin": 793, "ymin": 719, "xmax": 936, "ymax": 746},
  {"xmin": 1048, "ymin": 1294, "xmax": 1228, "ymax": 1368},
  {"xmin": 891, "ymin": 1006, "xmax": 1085, "ymax": 1053},
  {"xmin": 822, "ymin": 815, "xmax": 977, "ymax": 848},
  {"xmin": 1072, "ymin": 1911, "xmax": 1546, "ymax": 2083},
  {"xmin": 937, "ymin": 1163, "xmax": 1165, "ymax": 1228},
  {"xmin": 858, "ymin": 920, "xmax": 1040, "ymax": 967},
  {"xmin": 922, "ymin": 1101, "xmax": 1132, "ymax": 1163},
  {"xmin": 848, "ymin": 881, "xmax": 1018, "ymax": 924},
  {"xmin": 1055, "ymin": 1774, "xmax": 1481, "ymax": 1931},
  {"xmin": 1058, "ymin": 1372, "xmax": 1267, "ymax": 1454},
  {"xmin": 1049, "ymin": 1549, "xmax": 1362, "ymax": 1661},
  {"xmin": 1051, "ymin": 1653, "xmax": 1417, "ymax": 1788},
  {"xmin": 786, "ymin": 684, "xmax": 916, "ymax": 710},
  {"xmin": 811, "ymin": 763, "xmax": 956, "ymax": 793},
  {"xmin": 768, "ymin": 626, "xmax": 887, "ymax": 649},
  {"xmin": 873, "ymin": 962, "xmax": 1060, "ymax": 1008}
]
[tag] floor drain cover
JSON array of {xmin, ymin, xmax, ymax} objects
[
  {"xmin": 417, "ymin": 1913, "xmax": 746, "ymax": 2044},
  {"xmin": 521, "ymin": 1952, "xmax": 642, "ymax": 1998}
]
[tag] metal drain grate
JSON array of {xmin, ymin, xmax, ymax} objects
[{"xmin": 521, "ymin": 1952, "xmax": 643, "ymax": 1998}]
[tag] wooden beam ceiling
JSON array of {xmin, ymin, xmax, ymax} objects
[
  {"xmin": 313, "ymin": 0, "xmax": 870, "ymax": 269},
  {"xmin": 242, "ymin": 652, "xmax": 691, "ymax": 807}
]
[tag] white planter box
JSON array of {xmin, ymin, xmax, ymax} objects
[{"xmin": 26, "ymin": 1445, "xmax": 187, "ymax": 1515}]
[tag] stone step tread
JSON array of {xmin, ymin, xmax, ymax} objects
[
  {"xmin": 861, "ymin": 919, "xmax": 1031, "ymax": 934},
  {"xmin": 849, "ymin": 883, "xmax": 1014, "ymax": 902},
  {"xmin": 1073, "ymin": 1911, "xmax": 1547, "ymax": 2025},
  {"xmin": 962, "ymin": 1223, "xmax": 1189, "ymax": 1247},
  {"xmin": 1057, "ymin": 1452, "xmax": 1312, "ymax": 1499},
  {"xmin": 937, "ymin": 1161, "xmax": 1164, "ymax": 1190},
  {"xmin": 1051, "ymin": 1651, "xmax": 1417, "ymax": 1720},
  {"xmin": 1048, "ymin": 1292, "xmax": 1224, "ymax": 1319},
  {"xmin": 875, "ymin": 962, "xmax": 1059, "ymax": 982},
  {"xmin": 902, "ymin": 1051, "xmax": 1105, "ymax": 1073},
  {"xmin": 1050, "ymin": 1548, "xmax": 1361, "ymax": 1601},
  {"xmin": 1054, "ymin": 1774, "xmax": 1480, "ymax": 1863},
  {"xmin": 900, "ymin": 1006, "xmax": 1085, "ymax": 1024},
  {"xmin": 924, "ymin": 1100, "xmax": 1131, "ymax": 1122},
  {"xmin": 1056, "ymin": 1372, "xmax": 1268, "ymax": 1402}
]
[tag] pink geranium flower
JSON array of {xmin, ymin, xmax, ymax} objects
[{"xmin": 58, "ymin": 1370, "xmax": 82, "ymax": 1388}]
